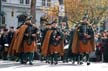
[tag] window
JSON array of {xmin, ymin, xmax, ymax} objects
[
  {"xmin": 2, "ymin": 16, "xmax": 5, "ymax": 25},
  {"xmin": 25, "ymin": 0, "xmax": 30, "ymax": 4},
  {"xmin": 42, "ymin": 0, "xmax": 46, "ymax": 6},
  {"xmin": 2, "ymin": 0, "xmax": 6, "ymax": 2},
  {"xmin": 47, "ymin": 0, "xmax": 51, "ymax": 6},
  {"xmin": 20, "ymin": 0, "xmax": 24, "ymax": 4},
  {"xmin": 11, "ymin": 11, "xmax": 14, "ymax": 17}
]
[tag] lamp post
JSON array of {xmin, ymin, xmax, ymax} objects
[{"xmin": 0, "ymin": 0, "xmax": 2, "ymax": 27}]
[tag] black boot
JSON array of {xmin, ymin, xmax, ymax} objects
[
  {"xmin": 54, "ymin": 53, "xmax": 59, "ymax": 65},
  {"xmin": 87, "ymin": 62, "xmax": 90, "ymax": 65},
  {"xmin": 51, "ymin": 60, "xmax": 53, "ymax": 65},
  {"xmin": 29, "ymin": 61, "xmax": 33, "ymax": 65},
  {"xmin": 20, "ymin": 60, "xmax": 27, "ymax": 64},
  {"xmin": 20, "ymin": 61, "xmax": 24, "ymax": 64},
  {"xmin": 79, "ymin": 61, "xmax": 83, "ymax": 65},
  {"xmin": 50, "ymin": 54, "xmax": 54, "ymax": 65},
  {"xmin": 86, "ymin": 53, "xmax": 90, "ymax": 65},
  {"xmin": 54, "ymin": 61, "xmax": 58, "ymax": 65}
]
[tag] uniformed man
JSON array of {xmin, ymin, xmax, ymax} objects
[
  {"xmin": 72, "ymin": 17, "xmax": 95, "ymax": 65},
  {"xmin": 8, "ymin": 16, "xmax": 38, "ymax": 65},
  {"xmin": 41, "ymin": 21, "xmax": 64, "ymax": 65}
]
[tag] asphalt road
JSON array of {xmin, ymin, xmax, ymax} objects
[{"xmin": 0, "ymin": 60, "xmax": 108, "ymax": 71}]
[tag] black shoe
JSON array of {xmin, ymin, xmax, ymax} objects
[
  {"xmin": 23, "ymin": 61, "xmax": 27, "ymax": 64},
  {"xmin": 72, "ymin": 61, "xmax": 75, "ymax": 64},
  {"xmin": 48, "ymin": 61, "xmax": 50, "ymax": 64},
  {"xmin": 66, "ymin": 60, "xmax": 69, "ymax": 63},
  {"xmin": 29, "ymin": 62, "xmax": 33, "ymax": 65},
  {"xmin": 63, "ymin": 60, "xmax": 65, "ymax": 63},
  {"xmin": 20, "ymin": 61, "xmax": 25, "ymax": 64},
  {"xmin": 79, "ymin": 62, "xmax": 83, "ymax": 65},
  {"xmin": 20, "ymin": 62, "xmax": 24, "ymax": 64},
  {"xmin": 87, "ymin": 62, "xmax": 90, "ymax": 65},
  {"xmin": 54, "ymin": 62, "xmax": 58, "ymax": 65},
  {"xmin": 21, "ymin": 61, "xmax": 27, "ymax": 64},
  {"xmin": 51, "ymin": 61, "xmax": 53, "ymax": 65}
]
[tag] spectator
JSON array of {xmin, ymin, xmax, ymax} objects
[{"xmin": 1, "ymin": 28, "xmax": 9, "ymax": 60}]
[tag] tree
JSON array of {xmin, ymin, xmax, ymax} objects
[
  {"xmin": 64, "ymin": 0, "xmax": 108, "ymax": 27},
  {"xmin": 30, "ymin": 0, "xmax": 36, "ymax": 24}
]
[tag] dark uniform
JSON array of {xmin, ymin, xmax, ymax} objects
[
  {"xmin": 8, "ymin": 16, "xmax": 38, "ymax": 65},
  {"xmin": 41, "ymin": 22, "xmax": 64, "ymax": 65},
  {"xmin": 23, "ymin": 23, "xmax": 38, "ymax": 65},
  {"xmin": 72, "ymin": 17, "xmax": 95, "ymax": 65},
  {"xmin": 49, "ymin": 27, "xmax": 64, "ymax": 64},
  {"xmin": 41, "ymin": 28, "xmax": 50, "ymax": 46},
  {"xmin": 64, "ymin": 29, "xmax": 76, "ymax": 63},
  {"xmin": 40, "ymin": 25, "xmax": 52, "ymax": 62}
]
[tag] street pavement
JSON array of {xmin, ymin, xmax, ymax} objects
[{"xmin": 0, "ymin": 60, "xmax": 108, "ymax": 71}]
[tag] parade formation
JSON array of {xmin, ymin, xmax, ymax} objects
[
  {"xmin": 0, "ymin": 15, "xmax": 108, "ymax": 66},
  {"xmin": 0, "ymin": 0, "xmax": 108, "ymax": 68}
]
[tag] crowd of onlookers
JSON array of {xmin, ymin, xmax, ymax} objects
[
  {"xmin": 0, "ymin": 26, "xmax": 108, "ymax": 62},
  {"xmin": 0, "ymin": 27, "xmax": 15, "ymax": 60},
  {"xmin": 93, "ymin": 30, "xmax": 108, "ymax": 62}
]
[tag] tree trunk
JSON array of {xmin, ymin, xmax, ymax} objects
[{"xmin": 30, "ymin": 0, "xmax": 36, "ymax": 24}]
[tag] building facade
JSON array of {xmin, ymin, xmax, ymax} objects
[{"xmin": 1, "ymin": 0, "xmax": 59, "ymax": 28}]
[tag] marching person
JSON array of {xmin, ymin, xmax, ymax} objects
[
  {"xmin": 8, "ymin": 16, "xmax": 38, "ymax": 65},
  {"xmin": 23, "ymin": 17, "xmax": 38, "ymax": 65},
  {"xmin": 41, "ymin": 21, "xmax": 64, "ymax": 65},
  {"xmin": 50, "ymin": 21, "xmax": 64, "ymax": 64},
  {"xmin": 72, "ymin": 17, "xmax": 95, "ymax": 65},
  {"xmin": 40, "ymin": 23, "xmax": 52, "ymax": 62}
]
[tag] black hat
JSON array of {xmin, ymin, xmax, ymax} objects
[{"xmin": 25, "ymin": 15, "xmax": 33, "ymax": 21}]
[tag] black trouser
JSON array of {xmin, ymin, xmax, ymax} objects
[
  {"xmin": 50, "ymin": 53, "xmax": 59, "ymax": 64},
  {"xmin": 79, "ymin": 53, "xmax": 90, "ymax": 62},
  {"xmin": 18, "ymin": 52, "xmax": 25, "ymax": 63},
  {"xmin": 24, "ymin": 52, "xmax": 34, "ymax": 63},
  {"xmin": 2, "ymin": 47, "xmax": 8, "ymax": 60}
]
